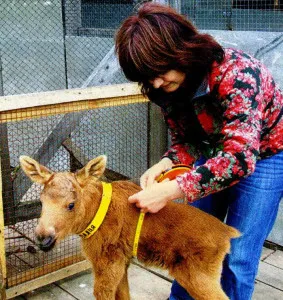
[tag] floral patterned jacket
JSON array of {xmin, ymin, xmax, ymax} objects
[{"xmin": 149, "ymin": 48, "xmax": 283, "ymax": 202}]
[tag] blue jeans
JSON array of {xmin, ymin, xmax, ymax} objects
[{"xmin": 169, "ymin": 151, "xmax": 283, "ymax": 300}]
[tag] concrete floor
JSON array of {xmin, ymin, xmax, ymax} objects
[{"xmin": 12, "ymin": 247, "xmax": 283, "ymax": 300}]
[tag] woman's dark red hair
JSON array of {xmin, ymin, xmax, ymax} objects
[{"xmin": 115, "ymin": 2, "xmax": 224, "ymax": 96}]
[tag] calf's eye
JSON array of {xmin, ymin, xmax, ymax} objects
[{"xmin": 67, "ymin": 202, "xmax": 75, "ymax": 211}]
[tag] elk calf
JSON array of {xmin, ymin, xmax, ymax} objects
[{"xmin": 20, "ymin": 155, "xmax": 240, "ymax": 300}]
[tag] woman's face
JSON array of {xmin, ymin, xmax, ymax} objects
[{"xmin": 149, "ymin": 70, "xmax": 186, "ymax": 93}]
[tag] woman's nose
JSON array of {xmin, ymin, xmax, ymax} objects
[{"xmin": 150, "ymin": 77, "xmax": 164, "ymax": 89}]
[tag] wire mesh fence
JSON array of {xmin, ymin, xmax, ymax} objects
[
  {"xmin": 1, "ymin": 0, "xmax": 283, "ymax": 296},
  {"xmin": 0, "ymin": 93, "xmax": 148, "ymax": 291},
  {"xmin": 1, "ymin": 0, "xmax": 282, "ymax": 97},
  {"xmin": 0, "ymin": 0, "xmax": 141, "ymax": 96},
  {"xmin": 179, "ymin": 0, "xmax": 283, "ymax": 31}
]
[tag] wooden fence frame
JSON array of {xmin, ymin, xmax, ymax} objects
[{"xmin": 0, "ymin": 83, "xmax": 167, "ymax": 298}]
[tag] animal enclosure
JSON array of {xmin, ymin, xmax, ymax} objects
[
  {"xmin": 1, "ymin": 0, "xmax": 283, "ymax": 298},
  {"xmin": 0, "ymin": 84, "xmax": 168, "ymax": 298}
]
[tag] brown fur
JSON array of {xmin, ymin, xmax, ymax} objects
[{"xmin": 20, "ymin": 155, "xmax": 240, "ymax": 300}]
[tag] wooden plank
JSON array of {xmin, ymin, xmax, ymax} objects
[
  {"xmin": 56, "ymin": 264, "xmax": 172, "ymax": 300},
  {"xmin": 0, "ymin": 262, "xmax": 6, "ymax": 300},
  {"xmin": 13, "ymin": 111, "xmax": 84, "ymax": 205},
  {"xmin": 62, "ymin": 138, "xmax": 129, "ymax": 181},
  {"xmin": 0, "ymin": 94, "xmax": 147, "ymax": 124},
  {"xmin": 12, "ymin": 103, "xmax": 134, "ymax": 208},
  {"xmin": 15, "ymin": 202, "xmax": 41, "ymax": 222},
  {"xmin": 128, "ymin": 264, "xmax": 171, "ymax": 300},
  {"xmin": 12, "ymin": 282, "xmax": 76, "ymax": 299},
  {"xmin": 261, "ymin": 247, "xmax": 275, "ymax": 261},
  {"xmin": 6, "ymin": 260, "xmax": 91, "ymax": 299},
  {"xmin": 80, "ymin": 45, "xmax": 119, "ymax": 88},
  {"xmin": 0, "ymin": 159, "xmax": 7, "ymax": 299},
  {"xmin": 257, "ymin": 260, "xmax": 283, "ymax": 290},
  {"xmin": 148, "ymin": 102, "xmax": 168, "ymax": 168},
  {"xmin": 254, "ymin": 280, "xmax": 283, "ymax": 299},
  {"xmin": 0, "ymin": 124, "xmax": 15, "ymax": 225},
  {"xmin": 0, "ymin": 83, "xmax": 142, "ymax": 112},
  {"xmin": 263, "ymin": 250, "xmax": 283, "ymax": 269},
  {"xmin": 7, "ymin": 254, "xmax": 86, "ymax": 288}
]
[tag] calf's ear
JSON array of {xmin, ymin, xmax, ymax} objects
[
  {"xmin": 76, "ymin": 155, "xmax": 107, "ymax": 184},
  {"xmin": 19, "ymin": 156, "xmax": 53, "ymax": 184}
]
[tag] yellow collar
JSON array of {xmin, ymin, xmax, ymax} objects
[
  {"xmin": 132, "ymin": 212, "xmax": 145, "ymax": 257},
  {"xmin": 78, "ymin": 181, "xmax": 144, "ymax": 255},
  {"xmin": 79, "ymin": 182, "xmax": 112, "ymax": 239}
]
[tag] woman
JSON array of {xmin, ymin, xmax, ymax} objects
[{"xmin": 115, "ymin": 2, "xmax": 283, "ymax": 300}]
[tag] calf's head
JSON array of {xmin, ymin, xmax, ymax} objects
[{"xmin": 19, "ymin": 155, "xmax": 107, "ymax": 251}]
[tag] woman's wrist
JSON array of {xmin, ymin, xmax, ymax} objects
[{"xmin": 164, "ymin": 179, "xmax": 185, "ymax": 202}]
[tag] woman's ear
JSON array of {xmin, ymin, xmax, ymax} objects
[{"xmin": 19, "ymin": 156, "xmax": 53, "ymax": 184}]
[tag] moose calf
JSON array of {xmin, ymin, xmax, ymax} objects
[{"xmin": 20, "ymin": 155, "xmax": 240, "ymax": 300}]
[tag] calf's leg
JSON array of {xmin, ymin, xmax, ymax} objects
[
  {"xmin": 172, "ymin": 266, "xmax": 228, "ymax": 300},
  {"xmin": 115, "ymin": 264, "xmax": 130, "ymax": 300},
  {"xmin": 92, "ymin": 258, "xmax": 128, "ymax": 300}
]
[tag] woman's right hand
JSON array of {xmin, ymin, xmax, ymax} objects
[{"xmin": 140, "ymin": 157, "xmax": 173, "ymax": 189}]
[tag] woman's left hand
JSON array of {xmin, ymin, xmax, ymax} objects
[{"xmin": 128, "ymin": 180, "xmax": 184, "ymax": 213}]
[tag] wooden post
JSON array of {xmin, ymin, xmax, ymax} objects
[
  {"xmin": 0, "ymin": 124, "xmax": 15, "ymax": 225},
  {"xmin": 148, "ymin": 102, "xmax": 168, "ymax": 168},
  {"xmin": 0, "ymin": 157, "xmax": 7, "ymax": 300}
]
